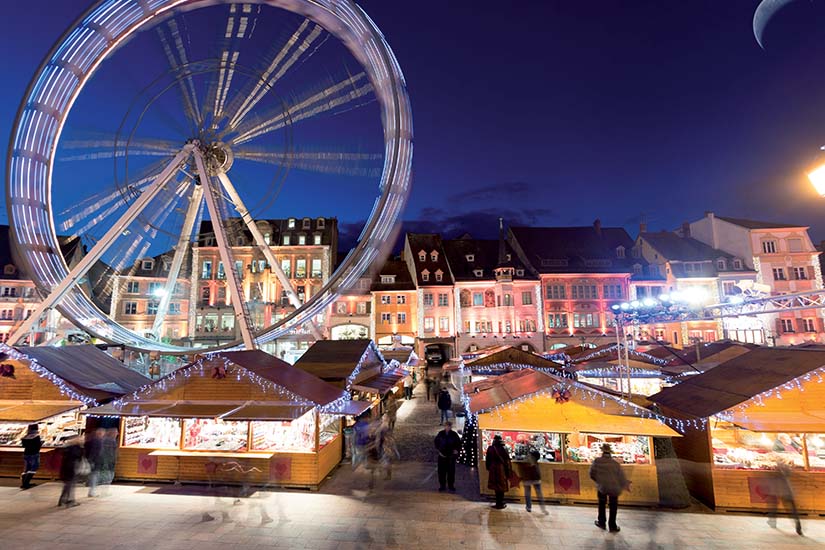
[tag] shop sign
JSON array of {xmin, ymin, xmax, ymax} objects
[{"xmin": 553, "ymin": 469, "xmax": 580, "ymax": 495}]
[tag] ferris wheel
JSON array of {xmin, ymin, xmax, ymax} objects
[{"xmin": 6, "ymin": 0, "xmax": 412, "ymax": 352}]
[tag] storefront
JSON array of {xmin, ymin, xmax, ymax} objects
[
  {"xmin": 650, "ymin": 347, "xmax": 825, "ymax": 512},
  {"xmin": 86, "ymin": 350, "xmax": 368, "ymax": 488},
  {"xmin": 0, "ymin": 344, "xmax": 149, "ymax": 478},
  {"xmin": 468, "ymin": 368, "xmax": 679, "ymax": 505}
]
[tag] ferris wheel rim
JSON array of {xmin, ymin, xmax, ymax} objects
[{"xmin": 6, "ymin": 0, "xmax": 412, "ymax": 353}]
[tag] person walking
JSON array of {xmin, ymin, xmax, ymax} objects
[
  {"xmin": 589, "ymin": 443, "xmax": 630, "ymax": 533},
  {"xmin": 385, "ymin": 397, "xmax": 399, "ymax": 430},
  {"xmin": 519, "ymin": 448, "xmax": 547, "ymax": 514},
  {"xmin": 98, "ymin": 428, "xmax": 119, "ymax": 495},
  {"xmin": 352, "ymin": 415, "xmax": 370, "ymax": 468},
  {"xmin": 765, "ymin": 459, "xmax": 803, "ymax": 536},
  {"xmin": 485, "ymin": 434, "xmax": 512, "ymax": 509},
  {"xmin": 58, "ymin": 436, "xmax": 85, "ymax": 507},
  {"xmin": 425, "ymin": 376, "xmax": 434, "ymax": 401},
  {"xmin": 434, "ymin": 421, "xmax": 462, "ymax": 492},
  {"xmin": 437, "ymin": 388, "xmax": 452, "ymax": 424},
  {"xmin": 403, "ymin": 372, "xmax": 414, "ymax": 400},
  {"xmin": 86, "ymin": 428, "xmax": 105, "ymax": 497},
  {"xmin": 20, "ymin": 424, "xmax": 41, "ymax": 490}
]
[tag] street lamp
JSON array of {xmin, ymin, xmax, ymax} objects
[{"xmin": 808, "ymin": 163, "xmax": 825, "ymax": 196}]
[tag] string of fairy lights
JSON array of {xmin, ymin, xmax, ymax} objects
[{"xmin": 0, "ymin": 343, "xmax": 98, "ymax": 405}]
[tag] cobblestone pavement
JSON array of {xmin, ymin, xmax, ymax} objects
[{"xmin": 391, "ymin": 375, "xmax": 447, "ymax": 463}]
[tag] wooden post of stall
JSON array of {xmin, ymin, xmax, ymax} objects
[
  {"xmin": 315, "ymin": 409, "xmax": 320, "ymax": 453},
  {"xmin": 802, "ymin": 434, "xmax": 810, "ymax": 471}
]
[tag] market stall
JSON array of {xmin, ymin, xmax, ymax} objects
[
  {"xmin": 649, "ymin": 347, "xmax": 825, "ymax": 512},
  {"xmin": 0, "ymin": 344, "xmax": 149, "ymax": 478},
  {"xmin": 467, "ymin": 369, "xmax": 679, "ymax": 505},
  {"xmin": 572, "ymin": 344, "xmax": 673, "ymax": 396},
  {"xmin": 86, "ymin": 350, "xmax": 368, "ymax": 488}
]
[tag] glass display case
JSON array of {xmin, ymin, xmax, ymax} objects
[
  {"xmin": 183, "ymin": 419, "xmax": 248, "ymax": 452},
  {"xmin": 251, "ymin": 413, "xmax": 315, "ymax": 452},
  {"xmin": 481, "ymin": 430, "xmax": 563, "ymax": 462},
  {"xmin": 565, "ymin": 433, "xmax": 651, "ymax": 464},
  {"xmin": 0, "ymin": 422, "xmax": 26, "ymax": 446},
  {"xmin": 0, "ymin": 411, "xmax": 83, "ymax": 447},
  {"xmin": 319, "ymin": 414, "xmax": 341, "ymax": 449},
  {"xmin": 122, "ymin": 417, "xmax": 181, "ymax": 449},
  {"xmin": 711, "ymin": 421, "xmax": 825, "ymax": 471}
]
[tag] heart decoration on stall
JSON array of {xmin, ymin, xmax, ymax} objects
[
  {"xmin": 552, "ymin": 388, "xmax": 571, "ymax": 404},
  {"xmin": 0, "ymin": 364, "xmax": 15, "ymax": 378}
]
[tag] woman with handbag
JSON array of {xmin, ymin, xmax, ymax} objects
[{"xmin": 485, "ymin": 434, "xmax": 513, "ymax": 509}]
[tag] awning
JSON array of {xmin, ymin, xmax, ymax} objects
[
  {"xmin": 727, "ymin": 410, "xmax": 825, "ymax": 433},
  {"xmin": 323, "ymin": 400, "xmax": 371, "ymax": 416},
  {"xmin": 221, "ymin": 404, "xmax": 313, "ymax": 421},
  {"xmin": 351, "ymin": 371, "xmax": 404, "ymax": 395},
  {"xmin": 83, "ymin": 402, "xmax": 176, "ymax": 417},
  {"xmin": 0, "ymin": 403, "xmax": 81, "ymax": 422}
]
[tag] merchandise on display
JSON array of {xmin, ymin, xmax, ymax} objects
[
  {"xmin": 123, "ymin": 417, "xmax": 181, "ymax": 448},
  {"xmin": 711, "ymin": 423, "xmax": 825, "ymax": 470},
  {"xmin": 566, "ymin": 434, "xmax": 651, "ymax": 464},
  {"xmin": 0, "ymin": 411, "xmax": 82, "ymax": 447},
  {"xmin": 252, "ymin": 414, "xmax": 314, "ymax": 452},
  {"xmin": 480, "ymin": 430, "xmax": 561, "ymax": 462},
  {"xmin": 184, "ymin": 419, "xmax": 248, "ymax": 452}
]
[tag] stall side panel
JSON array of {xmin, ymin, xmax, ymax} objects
[
  {"xmin": 661, "ymin": 406, "xmax": 715, "ymax": 509},
  {"xmin": 0, "ymin": 360, "xmax": 70, "ymax": 400}
]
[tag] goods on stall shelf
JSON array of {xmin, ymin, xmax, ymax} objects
[
  {"xmin": 480, "ymin": 430, "xmax": 562, "ymax": 462},
  {"xmin": 123, "ymin": 417, "xmax": 181, "ymax": 448},
  {"xmin": 710, "ymin": 421, "xmax": 825, "ymax": 470},
  {"xmin": 480, "ymin": 430, "xmax": 651, "ymax": 465},
  {"xmin": 0, "ymin": 412, "xmax": 82, "ymax": 447},
  {"xmin": 184, "ymin": 419, "xmax": 248, "ymax": 452}
]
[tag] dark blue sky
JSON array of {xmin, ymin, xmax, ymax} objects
[{"xmin": 5, "ymin": 0, "xmax": 825, "ymax": 247}]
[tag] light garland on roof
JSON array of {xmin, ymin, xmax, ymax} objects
[
  {"xmin": 573, "ymin": 344, "xmax": 670, "ymax": 366},
  {"xmin": 345, "ymin": 341, "xmax": 389, "ymax": 391},
  {"xmin": 462, "ymin": 360, "xmax": 575, "ymax": 380},
  {"xmin": 0, "ymin": 343, "xmax": 97, "ymax": 406},
  {"xmin": 578, "ymin": 367, "xmax": 665, "ymax": 379}
]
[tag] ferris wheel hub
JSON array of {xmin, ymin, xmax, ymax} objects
[{"xmin": 186, "ymin": 138, "xmax": 234, "ymax": 176}]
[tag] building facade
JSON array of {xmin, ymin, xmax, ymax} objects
[{"xmin": 370, "ymin": 258, "xmax": 418, "ymax": 348}]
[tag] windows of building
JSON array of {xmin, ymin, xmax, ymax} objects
[
  {"xmin": 3, "ymin": 265, "xmax": 14, "ymax": 275},
  {"xmin": 317, "ymin": 218, "xmax": 325, "ymax": 229},
  {"xmin": 381, "ymin": 275, "xmax": 396, "ymax": 284},
  {"xmin": 803, "ymin": 318, "xmax": 816, "ymax": 332},
  {"xmin": 288, "ymin": 218, "xmax": 296, "ymax": 229},
  {"xmin": 297, "ymin": 285, "xmax": 306, "ymax": 303},
  {"xmin": 503, "ymin": 293, "xmax": 512, "ymax": 306},
  {"xmin": 722, "ymin": 281, "xmax": 737, "ymax": 295},
  {"xmin": 547, "ymin": 313, "xmax": 568, "ymax": 328},
  {"xmin": 217, "ymin": 262, "xmax": 225, "ymax": 280},
  {"xmin": 438, "ymin": 293, "xmax": 449, "ymax": 307},
  {"xmin": 124, "ymin": 302, "xmax": 137, "ymax": 315},
  {"xmin": 257, "ymin": 260, "xmax": 267, "ymax": 273},
  {"xmin": 147, "ymin": 301, "xmax": 159, "ymax": 315},
  {"xmin": 788, "ymin": 238, "xmax": 803, "ymax": 252},
  {"xmin": 141, "ymin": 259, "xmax": 154, "ymax": 271},
  {"xmin": 519, "ymin": 319, "xmax": 536, "ymax": 332},
  {"xmin": 298, "ymin": 235, "xmax": 306, "ymax": 245},
  {"xmin": 473, "ymin": 269, "xmax": 483, "ymax": 278},
  {"xmin": 424, "ymin": 317, "xmax": 435, "ymax": 332},
  {"xmin": 357, "ymin": 301, "xmax": 368, "ymax": 315},
  {"xmin": 282, "ymin": 235, "xmax": 290, "ymax": 245},
  {"xmin": 280, "ymin": 259, "xmax": 291, "ymax": 277},
  {"xmin": 381, "ymin": 295, "xmax": 392, "ymax": 305},
  {"xmin": 421, "ymin": 270, "xmax": 430, "ymax": 282},
  {"xmin": 313, "ymin": 234, "xmax": 322, "ymax": 245},
  {"xmin": 733, "ymin": 259, "xmax": 742, "ymax": 269},
  {"xmin": 169, "ymin": 303, "xmax": 181, "ymax": 314},
  {"xmin": 126, "ymin": 281, "xmax": 140, "ymax": 293},
  {"xmin": 772, "ymin": 267, "xmax": 786, "ymax": 281},
  {"xmin": 717, "ymin": 259, "xmax": 726, "ymax": 271},
  {"xmin": 472, "ymin": 292, "xmax": 483, "ymax": 306},
  {"xmin": 780, "ymin": 319, "xmax": 795, "ymax": 333},
  {"xmin": 435, "ymin": 270, "xmax": 443, "ymax": 282},
  {"xmin": 792, "ymin": 267, "xmax": 808, "ymax": 280},
  {"xmin": 521, "ymin": 291, "xmax": 532, "ymax": 305},
  {"xmin": 201, "ymin": 261, "xmax": 212, "ymax": 279},
  {"xmin": 546, "ymin": 285, "xmax": 565, "ymax": 300},
  {"xmin": 439, "ymin": 317, "xmax": 449, "ymax": 331},
  {"xmin": 217, "ymin": 287, "xmax": 226, "ymax": 301},
  {"xmin": 431, "ymin": 251, "xmax": 438, "ymax": 262},
  {"xmin": 762, "ymin": 240, "xmax": 777, "ymax": 254},
  {"xmin": 381, "ymin": 312, "xmax": 392, "ymax": 324},
  {"xmin": 397, "ymin": 312, "xmax": 407, "ymax": 324},
  {"xmin": 516, "ymin": 269, "xmax": 525, "ymax": 277},
  {"xmin": 234, "ymin": 260, "xmax": 244, "ymax": 279},
  {"xmin": 633, "ymin": 264, "xmax": 642, "ymax": 276},
  {"xmin": 397, "ymin": 295, "xmax": 406, "ymax": 304},
  {"xmin": 148, "ymin": 282, "xmax": 163, "ymax": 296},
  {"xmin": 616, "ymin": 246, "xmax": 625, "ymax": 259},
  {"xmin": 418, "ymin": 250, "xmax": 426, "ymax": 262},
  {"xmin": 466, "ymin": 254, "xmax": 474, "ymax": 262},
  {"xmin": 573, "ymin": 312, "xmax": 598, "ymax": 328},
  {"xmin": 336, "ymin": 302, "xmax": 347, "ymax": 314},
  {"xmin": 571, "ymin": 285, "xmax": 597, "ymax": 300},
  {"xmin": 200, "ymin": 286, "xmax": 210, "ymax": 304},
  {"xmin": 295, "ymin": 259, "xmax": 306, "ymax": 278},
  {"xmin": 603, "ymin": 284, "xmax": 622, "ymax": 299},
  {"xmin": 264, "ymin": 233, "xmax": 271, "ymax": 245},
  {"xmin": 311, "ymin": 259, "xmax": 322, "ymax": 278},
  {"xmin": 423, "ymin": 293, "xmax": 433, "ymax": 307}
]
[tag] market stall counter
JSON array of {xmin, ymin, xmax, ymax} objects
[
  {"xmin": 86, "ymin": 350, "xmax": 368, "ymax": 489},
  {"xmin": 649, "ymin": 347, "xmax": 825, "ymax": 513},
  {"xmin": 0, "ymin": 344, "xmax": 149, "ymax": 478},
  {"xmin": 467, "ymin": 369, "xmax": 679, "ymax": 505}
]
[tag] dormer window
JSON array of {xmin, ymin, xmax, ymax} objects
[
  {"xmin": 431, "ymin": 251, "xmax": 438, "ymax": 262},
  {"xmin": 264, "ymin": 233, "xmax": 271, "ymax": 245},
  {"xmin": 3, "ymin": 264, "xmax": 15, "ymax": 275},
  {"xmin": 733, "ymin": 259, "xmax": 743, "ymax": 270},
  {"xmin": 283, "ymin": 235, "xmax": 290, "ymax": 245},
  {"xmin": 141, "ymin": 259, "xmax": 154, "ymax": 271},
  {"xmin": 466, "ymin": 254, "xmax": 474, "ymax": 262},
  {"xmin": 313, "ymin": 234, "xmax": 322, "ymax": 245},
  {"xmin": 516, "ymin": 269, "xmax": 524, "ymax": 277},
  {"xmin": 302, "ymin": 218, "xmax": 311, "ymax": 229},
  {"xmin": 435, "ymin": 269, "xmax": 443, "ymax": 282},
  {"xmin": 422, "ymin": 269, "xmax": 430, "ymax": 282},
  {"xmin": 380, "ymin": 274, "xmax": 396, "ymax": 284},
  {"xmin": 288, "ymin": 218, "xmax": 295, "ymax": 229},
  {"xmin": 506, "ymin": 253, "xmax": 512, "ymax": 261},
  {"xmin": 418, "ymin": 250, "xmax": 426, "ymax": 262},
  {"xmin": 633, "ymin": 264, "xmax": 642, "ymax": 275},
  {"xmin": 473, "ymin": 269, "xmax": 483, "ymax": 278},
  {"xmin": 317, "ymin": 217, "xmax": 325, "ymax": 229},
  {"xmin": 298, "ymin": 234, "xmax": 306, "ymax": 245},
  {"xmin": 716, "ymin": 259, "xmax": 726, "ymax": 271},
  {"xmin": 616, "ymin": 246, "xmax": 625, "ymax": 259}
]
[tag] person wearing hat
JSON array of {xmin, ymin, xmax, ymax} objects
[
  {"xmin": 589, "ymin": 443, "xmax": 630, "ymax": 533},
  {"xmin": 485, "ymin": 434, "xmax": 513, "ymax": 509},
  {"xmin": 20, "ymin": 424, "xmax": 42, "ymax": 490}
]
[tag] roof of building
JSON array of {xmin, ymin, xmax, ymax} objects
[
  {"xmin": 371, "ymin": 258, "xmax": 416, "ymax": 291},
  {"xmin": 716, "ymin": 216, "xmax": 803, "ymax": 230},
  {"xmin": 442, "ymin": 237, "xmax": 535, "ymax": 281},
  {"xmin": 640, "ymin": 232, "xmax": 734, "ymax": 262},
  {"xmin": 292, "ymin": 339, "xmax": 385, "ymax": 386},
  {"xmin": 509, "ymin": 223, "xmax": 641, "ymax": 274},
  {"xmin": 648, "ymin": 347, "xmax": 825, "ymax": 417},
  {"xmin": 13, "ymin": 345, "xmax": 150, "ymax": 401},
  {"xmin": 406, "ymin": 233, "xmax": 453, "ymax": 286}
]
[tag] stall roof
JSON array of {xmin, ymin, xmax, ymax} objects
[
  {"xmin": 323, "ymin": 399, "xmax": 371, "ymax": 417},
  {"xmin": 0, "ymin": 402, "xmax": 81, "ymax": 422},
  {"xmin": 86, "ymin": 402, "xmax": 176, "ymax": 417},
  {"xmin": 351, "ymin": 370, "xmax": 404, "ymax": 395},
  {"xmin": 292, "ymin": 340, "xmax": 384, "ymax": 385},
  {"xmin": 466, "ymin": 370, "xmax": 559, "ymax": 413},
  {"xmin": 464, "ymin": 345, "xmax": 565, "ymax": 375},
  {"xmin": 649, "ymin": 347, "xmax": 825, "ymax": 418},
  {"xmin": 218, "ymin": 350, "xmax": 344, "ymax": 406},
  {"xmin": 221, "ymin": 403, "xmax": 313, "ymax": 421},
  {"xmin": 86, "ymin": 400, "xmax": 314, "ymax": 421},
  {"xmin": 13, "ymin": 345, "xmax": 149, "ymax": 399}
]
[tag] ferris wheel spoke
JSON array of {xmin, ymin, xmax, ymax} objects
[
  {"xmin": 234, "ymin": 149, "xmax": 382, "ymax": 177},
  {"xmin": 58, "ymin": 149, "xmax": 178, "ymax": 162},
  {"xmin": 157, "ymin": 19, "xmax": 202, "ymax": 129},
  {"xmin": 60, "ymin": 136, "xmax": 181, "ymax": 152},
  {"xmin": 230, "ymin": 72, "xmax": 372, "ymax": 145},
  {"xmin": 223, "ymin": 19, "xmax": 326, "ymax": 131}
]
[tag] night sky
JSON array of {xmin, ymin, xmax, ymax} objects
[{"xmin": 5, "ymin": 0, "xmax": 825, "ymax": 249}]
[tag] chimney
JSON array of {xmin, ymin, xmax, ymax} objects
[
  {"xmin": 639, "ymin": 221, "xmax": 648, "ymax": 234},
  {"xmin": 681, "ymin": 222, "xmax": 690, "ymax": 238},
  {"xmin": 593, "ymin": 218, "xmax": 602, "ymax": 237}
]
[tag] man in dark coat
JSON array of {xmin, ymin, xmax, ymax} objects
[
  {"xmin": 434, "ymin": 421, "xmax": 462, "ymax": 492},
  {"xmin": 58, "ymin": 436, "xmax": 85, "ymax": 507},
  {"xmin": 589, "ymin": 443, "xmax": 630, "ymax": 533},
  {"xmin": 20, "ymin": 423, "xmax": 41, "ymax": 490},
  {"xmin": 437, "ymin": 389, "xmax": 452, "ymax": 424},
  {"xmin": 485, "ymin": 434, "xmax": 512, "ymax": 509}
]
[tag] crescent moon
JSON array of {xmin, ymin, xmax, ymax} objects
[{"xmin": 753, "ymin": 0, "xmax": 803, "ymax": 49}]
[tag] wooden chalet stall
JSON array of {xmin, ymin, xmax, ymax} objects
[
  {"xmin": 649, "ymin": 347, "xmax": 825, "ymax": 513},
  {"xmin": 86, "ymin": 350, "xmax": 368, "ymax": 489},
  {"xmin": 0, "ymin": 344, "xmax": 148, "ymax": 478},
  {"xmin": 450, "ymin": 345, "xmax": 568, "ymax": 388},
  {"xmin": 467, "ymin": 369, "xmax": 679, "ymax": 505},
  {"xmin": 571, "ymin": 344, "xmax": 674, "ymax": 397},
  {"xmin": 293, "ymin": 339, "xmax": 403, "ymax": 414}
]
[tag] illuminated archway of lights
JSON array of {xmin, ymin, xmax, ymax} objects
[{"xmin": 6, "ymin": 0, "xmax": 412, "ymax": 352}]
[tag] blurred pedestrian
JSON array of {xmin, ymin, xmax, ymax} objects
[
  {"xmin": 403, "ymin": 372, "xmax": 414, "ymax": 400},
  {"xmin": 385, "ymin": 397, "xmax": 399, "ymax": 430},
  {"xmin": 58, "ymin": 436, "xmax": 85, "ymax": 507},
  {"xmin": 352, "ymin": 415, "xmax": 370, "ymax": 468},
  {"xmin": 437, "ymin": 388, "xmax": 452, "ymax": 424},
  {"xmin": 378, "ymin": 415, "xmax": 399, "ymax": 480},
  {"xmin": 425, "ymin": 376, "xmax": 434, "ymax": 401},
  {"xmin": 765, "ymin": 459, "xmax": 803, "ymax": 536},
  {"xmin": 20, "ymin": 423, "xmax": 41, "ymax": 490},
  {"xmin": 519, "ymin": 448, "xmax": 547, "ymax": 514},
  {"xmin": 86, "ymin": 428, "xmax": 105, "ymax": 497},
  {"xmin": 486, "ymin": 434, "xmax": 512, "ymax": 509},
  {"xmin": 589, "ymin": 443, "xmax": 630, "ymax": 533},
  {"xmin": 98, "ymin": 428, "xmax": 119, "ymax": 494},
  {"xmin": 434, "ymin": 421, "xmax": 461, "ymax": 492}
]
